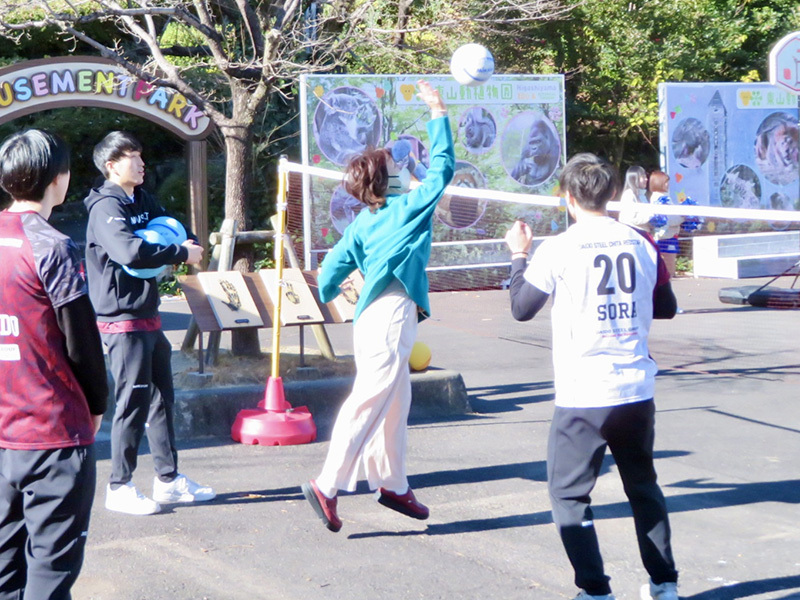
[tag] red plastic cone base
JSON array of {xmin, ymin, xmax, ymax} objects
[
  {"xmin": 231, "ymin": 376, "xmax": 316, "ymax": 445},
  {"xmin": 231, "ymin": 407, "xmax": 317, "ymax": 446},
  {"xmin": 258, "ymin": 376, "xmax": 291, "ymax": 412}
]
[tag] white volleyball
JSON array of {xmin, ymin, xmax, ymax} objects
[{"xmin": 449, "ymin": 44, "xmax": 495, "ymax": 86}]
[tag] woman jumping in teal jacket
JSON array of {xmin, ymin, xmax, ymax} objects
[{"xmin": 302, "ymin": 80, "xmax": 455, "ymax": 532}]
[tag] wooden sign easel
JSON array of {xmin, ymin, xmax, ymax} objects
[
  {"xmin": 179, "ymin": 268, "xmax": 362, "ymax": 372},
  {"xmin": 180, "ymin": 217, "xmax": 338, "ymax": 365}
]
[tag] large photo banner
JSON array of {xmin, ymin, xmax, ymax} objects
[
  {"xmin": 658, "ymin": 82, "xmax": 799, "ymax": 230},
  {"xmin": 299, "ymin": 74, "xmax": 566, "ymax": 275}
]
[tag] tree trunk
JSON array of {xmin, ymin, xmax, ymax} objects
[
  {"xmin": 613, "ymin": 125, "xmax": 633, "ymax": 168},
  {"xmin": 222, "ymin": 121, "xmax": 262, "ymax": 357},
  {"xmin": 393, "ymin": 0, "xmax": 413, "ymax": 47}
]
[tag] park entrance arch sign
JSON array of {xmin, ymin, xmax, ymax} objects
[{"xmin": 0, "ymin": 56, "xmax": 213, "ymax": 246}]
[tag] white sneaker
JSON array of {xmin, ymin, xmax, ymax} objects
[
  {"xmin": 641, "ymin": 580, "xmax": 679, "ymax": 600},
  {"xmin": 105, "ymin": 482, "xmax": 161, "ymax": 515},
  {"xmin": 574, "ymin": 591, "xmax": 616, "ymax": 600},
  {"xmin": 152, "ymin": 474, "xmax": 216, "ymax": 503}
]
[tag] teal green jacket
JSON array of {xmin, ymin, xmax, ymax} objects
[{"xmin": 318, "ymin": 115, "xmax": 455, "ymax": 322}]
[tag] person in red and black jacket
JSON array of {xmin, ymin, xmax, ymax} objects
[{"xmin": 0, "ymin": 129, "xmax": 108, "ymax": 599}]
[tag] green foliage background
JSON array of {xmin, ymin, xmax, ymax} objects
[
  {"xmin": 487, "ymin": 0, "xmax": 800, "ymax": 169},
  {"xmin": 2, "ymin": 0, "xmax": 799, "ymax": 227}
]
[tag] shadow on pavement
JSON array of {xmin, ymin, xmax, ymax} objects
[
  {"xmin": 684, "ymin": 574, "xmax": 800, "ymax": 599},
  {"xmin": 349, "ymin": 450, "xmax": 690, "ymax": 539},
  {"xmin": 376, "ymin": 474, "xmax": 799, "ymax": 539},
  {"xmin": 660, "ymin": 363, "xmax": 800, "ymax": 381},
  {"xmin": 259, "ymin": 463, "xmax": 797, "ymax": 542},
  {"xmin": 136, "ymin": 487, "xmax": 307, "ymax": 513},
  {"xmin": 666, "ymin": 478, "xmax": 800, "ymax": 509},
  {"xmin": 467, "ymin": 380, "xmax": 555, "ymax": 413},
  {"xmin": 703, "ymin": 409, "xmax": 800, "ymax": 435},
  {"xmin": 410, "ymin": 459, "xmax": 548, "ymax": 487},
  {"xmin": 213, "ymin": 486, "xmax": 305, "ymax": 506}
]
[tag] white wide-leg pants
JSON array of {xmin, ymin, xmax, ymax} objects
[{"xmin": 316, "ymin": 280, "xmax": 417, "ymax": 497}]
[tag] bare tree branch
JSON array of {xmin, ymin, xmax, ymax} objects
[
  {"xmin": 0, "ymin": 0, "xmax": 572, "ymax": 261},
  {"xmin": 233, "ymin": 0, "xmax": 265, "ymax": 59}
]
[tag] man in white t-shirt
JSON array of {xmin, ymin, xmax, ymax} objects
[{"xmin": 504, "ymin": 153, "xmax": 679, "ymax": 600}]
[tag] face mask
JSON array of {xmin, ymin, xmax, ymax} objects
[{"xmin": 387, "ymin": 166, "xmax": 411, "ymax": 195}]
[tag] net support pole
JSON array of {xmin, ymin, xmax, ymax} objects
[
  {"xmin": 270, "ymin": 164, "xmax": 287, "ymax": 380},
  {"xmin": 230, "ymin": 157, "xmax": 316, "ymax": 446},
  {"xmin": 268, "ymin": 218, "xmax": 336, "ymax": 360}
]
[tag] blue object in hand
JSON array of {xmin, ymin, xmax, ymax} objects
[
  {"xmin": 122, "ymin": 217, "xmax": 187, "ymax": 279},
  {"xmin": 147, "ymin": 216, "xmax": 188, "ymax": 245},
  {"xmin": 679, "ymin": 197, "xmax": 703, "ymax": 232},
  {"xmin": 648, "ymin": 195, "xmax": 670, "ymax": 229}
]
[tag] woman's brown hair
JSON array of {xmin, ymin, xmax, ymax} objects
[
  {"xmin": 648, "ymin": 170, "xmax": 670, "ymax": 194},
  {"xmin": 344, "ymin": 147, "xmax": 391, "ymax": 213}
]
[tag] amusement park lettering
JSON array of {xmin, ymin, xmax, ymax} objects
[{"xmin": 0, "ymin": 68, "xmax": 205, "ymax": 131}]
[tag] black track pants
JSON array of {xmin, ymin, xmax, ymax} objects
[
  {"xmin": 547, "ymin": 400, "xmax": 678, "ymax": 596},
  {"xmin": 103, "ymin": 330, "xmax": 178, "ymax": 486},
  {"xmin": 0, "ymin": 446, "xmax": 96, "ymax": 600}
]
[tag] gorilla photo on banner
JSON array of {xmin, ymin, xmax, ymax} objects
[{"xmin": 509, "ymin": 115, "xmax": 560, "ymax": 187}]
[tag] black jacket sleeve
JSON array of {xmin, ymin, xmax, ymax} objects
[
  {"xmin": 55, "ymin": 295, "xmax": 109, "ymax": 416},
  {"xmin": 508, "ymin": 257, "xmax": 550, "ymax": 321},
  {"xmin": 653, "ymin": 281, "xmax": 678, "ymax": 319}
]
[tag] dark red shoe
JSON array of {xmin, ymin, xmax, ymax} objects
[
  {"xmin": 301, "ymin": 480, "xmax": 342, "ymax": 532},
  {"xmin": 376, "ymin": 487, "xmax": 429, "ymax": 520}
]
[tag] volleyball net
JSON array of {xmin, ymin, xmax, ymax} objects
[{"xmin": 282, "ymin": 160, "xmax": 800, "ymax": 292}]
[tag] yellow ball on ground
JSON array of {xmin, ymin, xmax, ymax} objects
[{"xmin": 409, "ymin": 341, "xmax": 432, "ymax": 371}]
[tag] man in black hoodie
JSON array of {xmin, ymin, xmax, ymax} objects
[{"xmin": 84, "ymin": 131, "xmax": 215, "ymax": 516}]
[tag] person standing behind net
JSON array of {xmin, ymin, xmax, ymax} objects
[
  {"xmin": 646, "ymin": 171, "xmax": 682, "ymax": 279},
  {"xmin": 504, "ymin": 153, "xmax": 680, "ymax": 600},
  {"xmin": 618, "ymin": 165, "xmax": 652, "ymax": 231},
  {"xmin": 0, "ymin": 129, "xmax": 108, "ymax": 599},
  {"xmin": 301, "ymin": 80, "xmax": 454, "ymax": 532},
  {"xmin": 84, "ymin": 131, "xmax": 214, "ymax": 516}
]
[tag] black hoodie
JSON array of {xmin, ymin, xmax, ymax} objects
[{"xmin": 84, "ymin": 180, "xmax": 191, "ymax": 322}]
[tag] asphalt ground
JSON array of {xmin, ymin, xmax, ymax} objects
[{"xmin": 74, "ymin": 275, "xmax": 800, "ymax": 600}]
